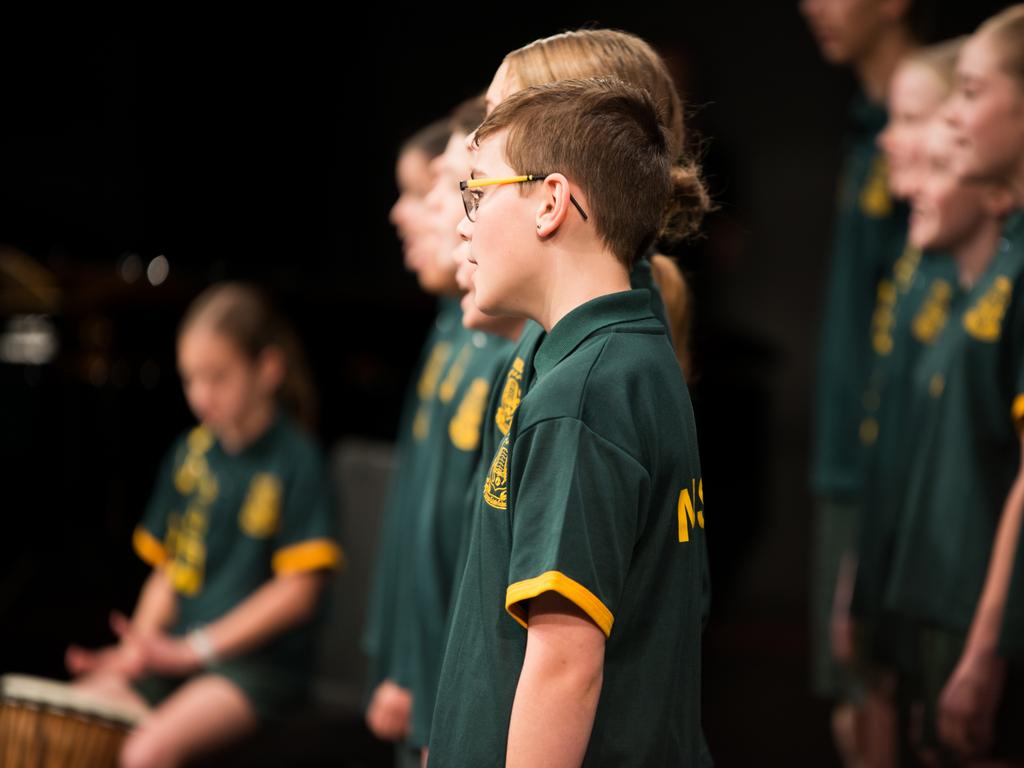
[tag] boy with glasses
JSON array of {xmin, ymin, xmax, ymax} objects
[{"xmin": 427, "ymin": 77, "xmax": 711, "ymax": 767}]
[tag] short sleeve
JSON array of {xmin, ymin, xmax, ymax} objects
[
  {"xmin": 271, "ymin": 447, "xmax": 343, "ymax": 575},
  {"xmin": 505, "ymin": 418, "xmax": 648, "ymax": 638},
  {"xmin": 132, "ymin": 442, "xmax": 184, "ymax": 568},
  {"xmin": 1012, "ymin": 288, "xmax": 1024, "ymax": 432}
]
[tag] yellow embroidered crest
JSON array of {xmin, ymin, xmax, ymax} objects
[
  {"xmin": 187, "ymin": 425, "xmax": 214, "ymax": 455},
  {"xmin": 417, "ymin": 342, "xmax": 453, "ymax": 400},
  {"xmin": 449, "ymin": 378, "xmax": 490, "ymax": 452},
  {"xmin": 174, "ymin": 451, "xmax": 209, "ymax": 495},
  {"xmin": 439, "ymin": 345, "xmax": 472, "ymax": 404},
  {"xmin": 871, "ymin": 279, "xmax": 897, "ymax": 356},
  {"xmin": 168, "ymin": 505, "xmax": 208, "ymax": 596},
  {"xmin": 859, "ymin": 155, "xmax": 892, "ymax": 219},
  {"xmin": 912, "ymin": 279, "xmax": 952, "ymax": 344},
  {"xmin": 963, "ymin": 276, "xmax": 1011, "ymax": 342},
  {"xmin": 239, "ymin": 473, "xmax": 282, "ymax": 537},
  {"xmin": 494, "ymin": 358, "xmax": 524, "ymax": 436},
  {"xmin": 483, "ymin": 435, "xmax": 510, "ymax": 510},
  {"xmin": 893, "ymin": 246, "xmax": 922, "ymax": 294},
  {"xmin": 412, "ymin": 403, "xmax": 430, "ymax": 442}
]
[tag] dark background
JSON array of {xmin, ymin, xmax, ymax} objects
[{"xmin": 0, "ymin": 6, "xmax": 1011, "ymax": 765}]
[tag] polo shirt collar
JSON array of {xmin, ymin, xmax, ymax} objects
[{"xmin": 533, "ymin": 289, "xmax": 653, "ymax": 377}]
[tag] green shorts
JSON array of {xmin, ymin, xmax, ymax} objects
[
  {"xmin": 913, "ymin": 624, "xmax": 1024, "ymax": 761},
  {"xmin": 134, "ymin": 658, "xmax": 308, "ymax": 721}
]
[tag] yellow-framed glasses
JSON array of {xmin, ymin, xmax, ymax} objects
[{"xmin": 459, "ymin": 174, "xmax": 589, "ymax": 223}]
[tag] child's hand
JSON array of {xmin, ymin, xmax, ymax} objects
[
  {"xmin": 109, "ymin": 610, "xmax": 201, "ymax": 678},
  {"xmin": 937, "ymin": 649, "xmax": 1006, "ymax": 758},
  {"xmin": 366, "ymin": 679, "xmax": 412, "ymax": 741},
  {"xmin": 65, "ymin": 612, "xmax": 147, "ymax": 679}
]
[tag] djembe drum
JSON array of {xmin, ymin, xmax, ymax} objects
[{"xmin": 0, "ymin": 674, "xmax": 144, "ymax": 768}]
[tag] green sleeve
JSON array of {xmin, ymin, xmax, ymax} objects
[
  {"xmin": 999, "ymin": 280, "xmax": 1024, "ymax": 659},
  {"xmin": 271, "ymin": 447, "xmax": 342, "ymax": 576},
  {"xmin": 505, "ymin": 418, "xmax": 648, "ymax": 638},
  {"xmin": 133, "ymin": 441, "xmax": 183, "ymax": 568}
]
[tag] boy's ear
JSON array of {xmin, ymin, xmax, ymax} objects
[
  {"xmin": 257, "ymin": 346, "xmax": 286, "ymax": 393},
  {"xmin": 535, "ymin": 173, "xmax": 572, "ymax": 238}
]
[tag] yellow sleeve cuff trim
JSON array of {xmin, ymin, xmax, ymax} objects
[
  {"xmin": 133, "ymin": 526, "xmax": 167, "ymax": 568},
  {"xmin": 1013, "ymin": 394, "xmax": 1024, "ymax": 432},
  {"xmin": 505, "ymin": 570, "xmax": 614, "ymax": 638},
  {"xmin": 272, "ymin": 538, "xmax": 344, "ymax": 575}
]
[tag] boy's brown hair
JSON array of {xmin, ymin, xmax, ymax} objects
[{"xmin": 474, "ymin": 77, "xmax": 699, "ymax": 267}]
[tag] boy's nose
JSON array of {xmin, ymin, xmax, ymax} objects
[{"xmin": 456, "ymin": 215, "xmax": 473, "ymax": 242}]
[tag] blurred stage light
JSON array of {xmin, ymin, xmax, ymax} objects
[
  {"xmin": 147, "ymin": 255, "xmax": 170, "ymax": 286},
  {"xmin": 0, "ymin": 315, "xmax": 58, "ymax": 365},
  {"xmin": 119, "ymin": 253, "xmax": 143, "ymax": 283}
]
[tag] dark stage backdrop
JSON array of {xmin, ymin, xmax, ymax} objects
[{"xmin": 0, "ymin": 6, "xmax": 1011, "ymax": 765}]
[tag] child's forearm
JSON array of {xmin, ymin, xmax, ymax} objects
[
  {"xmin": 964, "ymin": 443, "xmax": 1024, "ymax": 658},
  {"xmin": 132, "ymin": 568, "xmax": 178, "ymax": 634},
  {"xmin": 506, "ymin": 592, "xmax": 605, "ymax": 768},
  {"xmin": 202, "ymin": 570, "xmax": 328, "ymax": 661}
]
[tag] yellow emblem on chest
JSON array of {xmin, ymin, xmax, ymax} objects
[
  {"xmin": 450, "ymin": 378, "xmax": 490, "ymax": 452},
  {"xmin": 859, "ymin": 154, "xmax": 893, "ymax": 219},
  {"xmin": 871, "ymin": 279, "xmax": 897, "ymax": 356},
  {"xmin": 893, "ymin": 246, "xmax": 922, "ymax": 294},
  {"xmin": 964, "ymin": 276, "xmax": 1012, "ymax": 342},
  {"xmin": 912, "ymin": 279, "xmax": 952, "ymax": 344},
  {"xmin": 495, "ymin": 357, "xmax": 524, "ymax": 436},
  {"xmin": 418, "ymin": 342, "xmax": 453, "ymax": 401},
  {"xmin": 439, "ymin": 345, "xmax": 472, "ymax": 404},
  {"xmin": 240, "ymin": 473, "xmax": 283, "ymax": 538},
  {"xmin": 167, "ymin": 505, "xmax": 208, "ymax": 596},
  {"xmin": 483, "ymin": 435, "xmax": 510, "ymax": 510}
]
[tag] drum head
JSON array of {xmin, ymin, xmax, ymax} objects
[{"xmin": 1, "ymin": 674, "xmax": 145, "ymax": 727}]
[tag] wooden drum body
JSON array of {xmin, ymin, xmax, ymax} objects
[{"xmin": 0, "ymin": 674, "xmax": 142, "ymax": 768}]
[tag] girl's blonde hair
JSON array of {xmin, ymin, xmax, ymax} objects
[
  {"xmin": 905, "ymin": 36, "xmax": 966, "ymax": 95},
  {"xmin": 502, "ymin": 29, "xmax": 707, "ymax": 376},
  {"xmin": 978, "ymin": 4, "xmax": 1024, "ymax": 88}
]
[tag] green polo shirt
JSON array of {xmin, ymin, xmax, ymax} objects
[
  {"xmin": 999, "ymin": 213, "xmax": 1024, "ymax": 662},
  {"xmin": 133, "ymin": 413, "xmax": 342, "ymax": 678},
  {"xmin": 885, "ymin": 212, "xmax": 1024, "ymax": 634},
  {"xmin": 363, "ymin": 298, "xmax": 464, "ymax": 690},
  {"xmin": 405, "ymin": 329, "xmax": 515, "ymax": 749},
  {"xmin": 429, "ymin": 289, "xmax": 710, "ymax": 767},
  {"xmin": 852, "ymin": 246, "xmax": 956, "ymax": 624},
  {"xmin": 813, "ymin": 94, "xmax": 909, "ymax": 498}
]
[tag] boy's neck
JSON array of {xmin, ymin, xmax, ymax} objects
[
  {"xmin": 854, "ymin": 28, "xmax": 917, "ymax": 105},
  {"xmin": 496, "ymin": 317, "xmax": 527, "ymax": 341},
  {"xmin": 952, "ymin": 217, "xmax": 1005, "ymax": 290},
  {"xmin": 218, "ymin": 400, "xmax": 277, "ymax": 454},
  {"xmin": 534, "ymin": 248, "xmax": 631, "ymax": 332}
]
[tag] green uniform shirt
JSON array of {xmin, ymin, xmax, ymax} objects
[
  {"xmin": 429, "ymin": 290, "xmax": 710, "ymax": 767},
  {"xmin": 133, "ymin": 413, "xmax": 342, "ymax": 679},
  {"xmin": 998, "ymin": 213, "xmax": 1024, "ymax": 661},
  {"xmin": 406, "ymin": 329, "xmax": 515, "ymax": 749},
  {"xmin": 885, "ymin": 212, "xmax": 1024, "ymax": 633},
  {"xmin": 363, "ymin": 298, "xmax": 463, "ymax": 689},
  {"xmin": 852, "ymin": 247, "xmax": 956, "ymax": 622},
  {"xmin": 813, "ymin": 93, "xmax": 909, "ymax": 498},
  {"xmin": 631, "ymin": 249, "xmax": 670, "ymax": 330}
]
